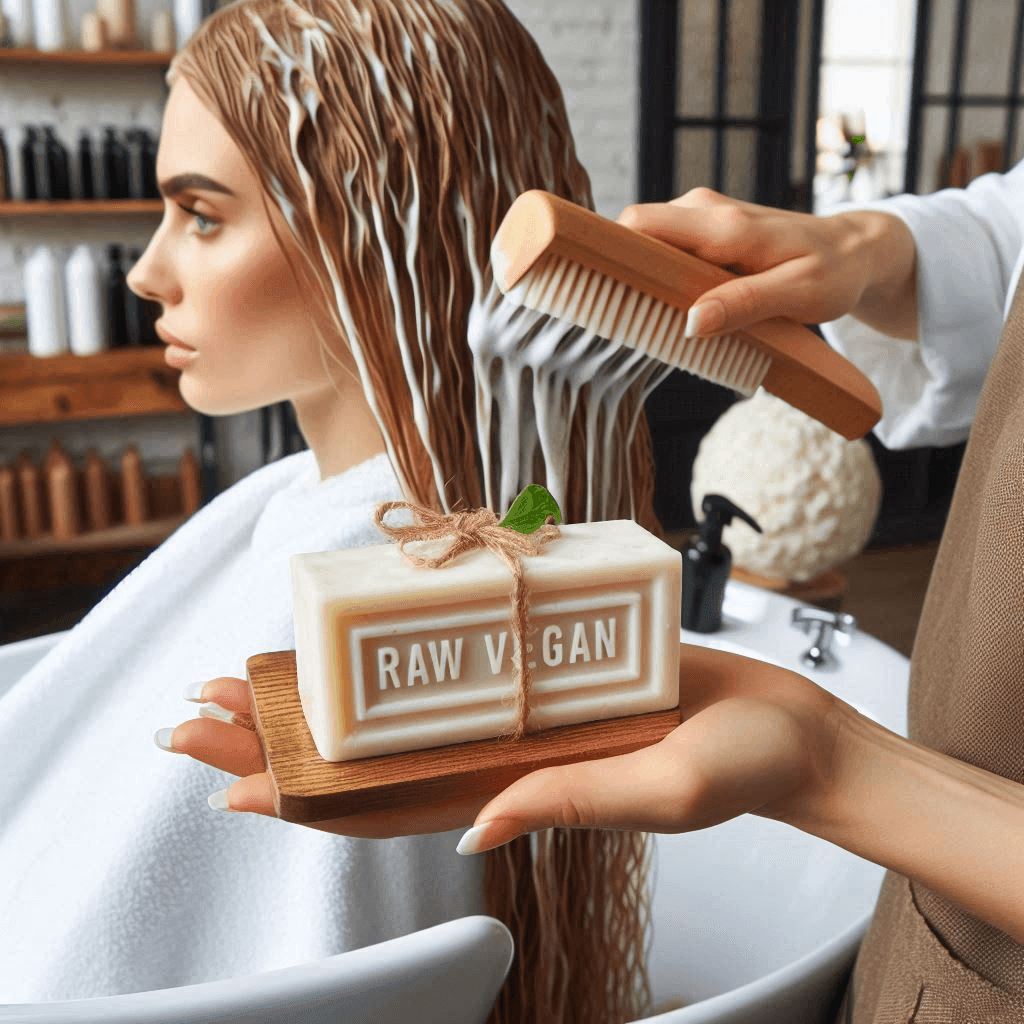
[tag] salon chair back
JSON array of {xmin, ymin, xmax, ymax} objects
[{"xmin": 0, "ymin": 915, "xmax": 513, "ymax": 1024}]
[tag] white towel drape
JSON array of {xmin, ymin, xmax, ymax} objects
[{"xmin": 0, "ymin": 449, "xmax": 485, "ymax": 1002}]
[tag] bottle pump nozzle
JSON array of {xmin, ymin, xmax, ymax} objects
[
  {"xmin": 696, "ymin": 493, "xmax": 762, "ymax": 553},
  {"xmin": 681, "ymin": 493, "xmax": 762, "ymax": 633}
]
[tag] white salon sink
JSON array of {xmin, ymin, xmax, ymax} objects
[
  {"xmin": 2, "ymin": 592, "xmax": 908, "ymax": 1024},
  {"xmin": 636, "ymin": 580, "xmax": 909, "ymax": 1024}
]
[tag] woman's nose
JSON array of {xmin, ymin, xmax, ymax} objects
[{"xmin": 126, "ymin": 247, "xmax": 180, "ymax": 305}]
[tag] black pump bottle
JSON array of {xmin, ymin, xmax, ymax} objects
[{"xmin": 681, "ymin": 494, "xmax": 762, "ymax": 633}]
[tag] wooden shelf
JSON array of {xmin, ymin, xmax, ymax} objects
[
  {"xmin": 0, "ymin": 200, "xmax": 162, "ymax": 215},
  {"xmin": 0, "ymin": 514, "xmax": 184, "ymax": 559},
  {"xmin": 0, "ymin": 347, "xmax": 191, "ymax": 425},
  {"xmin": 0, "ymin": 47, "xmax": 172, "ymax": 67}
]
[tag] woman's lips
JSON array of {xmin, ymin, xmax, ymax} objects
[
  {"xmin": 156, "ymin": 323, "xmax": 198, "ymax": 368},
  {"xmin": 164, "ymin": 344, "xmax": 198, "ymax": 369},
  {"xmin": 155, "ymin": 323, "xmax": 195, "ymax": 350}
]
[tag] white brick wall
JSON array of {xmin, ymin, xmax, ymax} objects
[{"xmin": 505, "ymin": 1, "xmax": 639, "ymax": 218}]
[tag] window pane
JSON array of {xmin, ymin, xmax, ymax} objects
[
  {"xmin": 823, "ymin": 0, "xmax": 905, "ymax": 60},
  {"xmin": 918, "ymin": 104, "xmax": 951, "ymax": 193},
  {"xmin": 725, "ymin": 127, "xmax": 758, "ymax": 200},
  {"xmin": 964, "ymin": 0, "xmax": 1015, "ymax": 96},
  {"xmin": 925, "ymin": 0, "xmax": 959, "ymax": 96},
  {"xmin": 726, "ymin": 0, "xmax": 762, "ymax": 119},
  {"xmin": 674, "ymin": 127, "xmax": 715, "ymax": 195},
  {"xmin": 678, "ymin": 0, "xmax": 717, "ymax": 118},
  {"xmin": 958, "ymin": 105, "xmax": 1010, "ymax": 176}
]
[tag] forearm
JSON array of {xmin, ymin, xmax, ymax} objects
[
  {"xmin": 798, "ymin": 707, "xmax": 1024, "ymax": 944},
  {"xmin": 840, "ymin": 210, "xmax": 920, "ymax": 342}
]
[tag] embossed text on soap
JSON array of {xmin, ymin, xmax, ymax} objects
[{"xmin": 342, "ymin": 591, "xmax": 642, "ymax": 722}]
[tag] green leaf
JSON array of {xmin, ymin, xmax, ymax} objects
[{"xmin": 499, "ymin": 484, "xmax": 563, "ymax": 534}]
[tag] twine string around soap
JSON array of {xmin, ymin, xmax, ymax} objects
[{"xmin": 373, "ymin": 500, "xmax": 561, "ymax": 740}]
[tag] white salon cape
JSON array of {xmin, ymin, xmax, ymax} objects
[
  {"xmin": 0, "ymin": 450, "xmax": 485, "ymax": 1002},
  {"xmin": 818, "ymin": 158, "xmax": 1024, "ymax": 448}
]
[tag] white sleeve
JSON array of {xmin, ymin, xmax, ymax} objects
[{"xmin": 817, "ymin": 162, "xmax": 1024, "ymax": 449}]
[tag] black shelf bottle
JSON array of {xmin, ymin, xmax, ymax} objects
[
  {"xmin": 77, "ymin": 132, "xmax": 95, "ymax": 200},
  {"xmin": 106, "ymin": 244, "xmax": 130, "ymax": 349},
  {"xmin": 20, "ymin": 126, "xmax": 37, "ymax": 201},
  {"xmin": 142, "ymin": 130, "xmax": 159, "ymax": 199},
  {"xmin": 100, "ymin": 128, "xmax": 130, "ymax": 200},
  {"xmin": 31, "ymin": 127, "xmax": 50, "ymax": 200},
  {"xmin": 127, "ymin": 248, "xmax": 160, "ymax": 346},
  {"xmin": 0, "ymin": 129, "xmax": 11, "ymax": 201},
  {"xmin": 125, "ymin": 130, "xmax": 146, "ymax": 200},
  {"xmin": 44, "ymin": 127, "xmax": 71, "ymax": 201}
]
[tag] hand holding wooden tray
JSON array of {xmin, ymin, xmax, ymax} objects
[{"xmin": 246, "ymin": 649, "xmax": 683, "ymax": 824}]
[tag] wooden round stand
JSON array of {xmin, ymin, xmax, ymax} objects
[{"xmin": 730, "ymin": 565, "xmax": 848, "ymax": 612}]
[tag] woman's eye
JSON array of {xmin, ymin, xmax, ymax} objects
[{"xmin": 178, "ymin": 204, "xmax": 219, "ymax": 237}]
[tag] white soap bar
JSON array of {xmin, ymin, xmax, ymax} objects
[{"xmin": 290, "ymin": 519, "xmax": 682, "ymax": 762}]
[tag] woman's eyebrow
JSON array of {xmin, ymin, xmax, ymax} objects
[{"xmin": 159, "ymin": 173, "xmax": 237, "ymax": 199}]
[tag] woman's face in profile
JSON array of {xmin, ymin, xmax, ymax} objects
[{"xmin": 127, "ymin": 79, "xmax": 334, "ymax": 416}]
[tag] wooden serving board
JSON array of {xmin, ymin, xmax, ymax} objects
[{"xmin": 246, "ymin": 650, "xmax": 683, "ymax": 824}]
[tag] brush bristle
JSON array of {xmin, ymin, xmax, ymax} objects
[{"xmin": 501, "ymin": 253, "xmax": 772, "ymax": 396}]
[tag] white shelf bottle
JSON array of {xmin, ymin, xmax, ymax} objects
[
  {"xmin": 24, "ymin": 245, "xmax": 70, "ymax": 358},
  {"xmin": 30, "ymin": 0, "xmax": 67, "ymax": 51},
  {"xmin": 172, "ymin": 0, "xmax": 200, "ymax": 50},
  {"xmin": 1, "ymin": 0, "xmax": 33, "ymax": 47},
  {"xmin": 65, "ymin": 243, "xmax": 107, "ymax": 355}
]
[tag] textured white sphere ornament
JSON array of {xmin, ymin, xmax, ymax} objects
[{"xmin": 690, "ymin": 389, "xmax": 882, "ymax": 583}]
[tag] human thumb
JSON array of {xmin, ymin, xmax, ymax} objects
[
  {"xmin": 684, "ymin": 257, "xmax": 819, "ymax": 339},
  {"xmin": 454, "ymin": 740, "xmax": 690, "ymax": 855},
  {"xmin": 684, "ymin": 297, "xmax": 727, "ymax": 338}
]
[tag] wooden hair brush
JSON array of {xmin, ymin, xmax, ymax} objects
[{"xmin": 490, "ymin": 190, "xmax": 882, "ymax": 440}]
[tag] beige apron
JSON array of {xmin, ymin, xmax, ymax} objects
[{"xmin": 834, "ymin": 271, "xmax": 1024, "ymax": 1022}]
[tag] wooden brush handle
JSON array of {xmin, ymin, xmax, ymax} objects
[{"xmin": 496, "ymin": 191, "xmax": 882, "ymax": 440}]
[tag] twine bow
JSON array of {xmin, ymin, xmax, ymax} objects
[{"xmin": 373, "ymin": 500, "xmax": 561, "ymax": 740}]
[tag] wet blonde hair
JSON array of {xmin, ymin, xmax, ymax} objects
[
  {"xmin": 168, "ymin": 0, "xmax": 663, "ymax": 539},
  {"xmin": 170, "ymin": 2, "xmax": 660, "ymax": 1020}
]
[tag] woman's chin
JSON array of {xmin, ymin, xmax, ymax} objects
[{"xmin": 176, "ymin": 380, "xmax": 263, "ymax": 418}]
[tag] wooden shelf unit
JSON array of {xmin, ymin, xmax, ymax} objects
[
  {"xmin": 0, "ymin": 200, "xmax": 163, "ymax": 215},
  {"xmin": 0, "ymin": 468, "xmax": 193, "ymax": 584},
  {"xmin": 0, "ymin": 348, "xmax": 190, "ymax": 425},
  {"xmin": 0, "ymin": 47, "xmax": 172, "ymax": 66},
  {"xmin": 0, "ymin": 514, "xmax": 184, "ymax": 559},
  {"xmin": 0, "ymin": 42, "xmax": 202, "ymax": 618}
]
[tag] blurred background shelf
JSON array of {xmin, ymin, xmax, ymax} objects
[
  {"xmin": 0, "ymin": 514, "xmax": 183, "ymax": 560},
  {"xmin": 0, "ymin": 200, "xmax": 163, "ymax": 215},
  {"xmin": 0, "ymin": 348, "xmax": 190, "ymax": 425},
  {"xmin": 0, "ymin": 47, "xmax": 172, "ymax": 66}
]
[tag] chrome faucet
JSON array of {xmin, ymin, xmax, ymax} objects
[{"xmin": 791, "ymin": 608, "xmax": 857, "ymax": 671}]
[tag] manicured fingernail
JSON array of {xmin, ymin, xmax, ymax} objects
[
  {"xmin": 208, "ymin": 789, "xmax": 232, "ymax": 812},
  {"xmin": 153, "ymin": 727, "xmax": 180, "ymax": 753},
  {"xmin": 456, "ymin": 824, "xmax": 492, "ymax": 855},
  {"xmin": 457, "ymin": 821, "xmax": 519, "ymax": 856},
  {"xmin": 199, "ymin": 702, "xmax": 235, "ymax": 724},
  {"xmin": 183, "ymin": 680, "xmax": 207, "ymax": 702},
  {"xmin": 685, "ymin": 299, "xmax": 724, "ymax": 338}
]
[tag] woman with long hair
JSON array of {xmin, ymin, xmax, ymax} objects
[{"xmin": 0, "ymin": 2, "xmax": 665, "ymax": 1020}]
